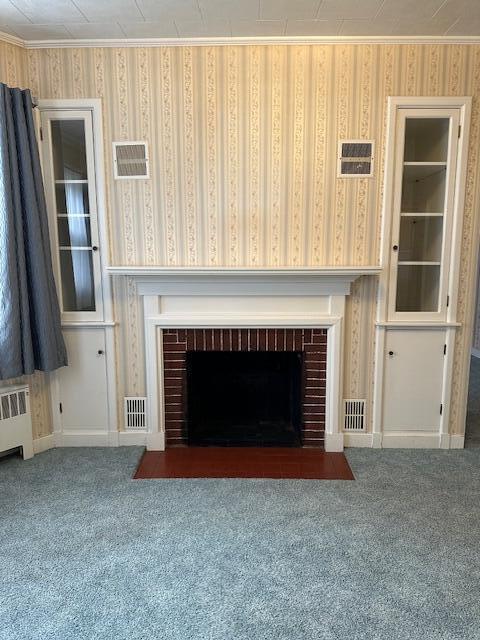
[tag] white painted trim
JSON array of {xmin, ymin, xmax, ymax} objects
[
  {"xmin": 440, "ymin": 326, "xmax": 458, "ymax": 438},
  {"xmin": 37, "ymin": 99, "xmax": 115, "ymax": 324},
  {"xmin": 3, "ymin": 34, "xmax": 480, "ymax": 50},
  {"xmin": 149, "ymin": 313, "xmax": 341, "ymax": 328},
  {"xmin": 326, "ymin": 296, "xmax": 345, "ymax": 449},
  {"xmin": 118, "ymin": 431, "xmax": 147, "ymax": 446},
  {"xmin": 108, "ymin": 266, "xmax": 380, "ymax": 297},
  {"xmin": 376, "ymin": 321, "xmax": 461, "ymax": 327},
  {"xmin": 446, "ymin": 99, "xmax": 472, "ymax": 323},
  {"xmin": 373, "ymin": 96, "xmax": 472, "ymax": 444},
  {"xmin": 147, "ymin": 431, "xmax": 165, "ymax": 450},
  {"xmin": 344, "ymin": 433, "xmax": 373, "ymax": 447},
  {"xmin": 33, "ymin": 434, "xmax": 55, "ymax": 454},
  {"xmin": 61, "ymin": 322, "xmax": 116, "ymax": 328},
  {"xmin": 107, "ymin": 266, "xmax": 380, "ymax": 277},
  {"xmin": 33, "ymin": 432, "xmax": 147, "ymax": 450},
  {"xmin": 55, "ymin": 431, "xmax": 118, "ymax": 447},
  {"xmin": 140, "ymin": 292, "xmax": 350, "ymax": 451},
  {"xmin": 40, "ymin": 107, "xmax": 104, "ymax": 323},
  {"xmin": 382, "ymin": 432, "xmax": 446, "ymax": 448},
  {"xmin": 372, "ymin": 325, "xmax": 386, "ymax": 443},
  {"xmin": 472, "ymin": 348, "xmax": 480, "ymax": 358},
  {"xmin": 450, "ymin": 435, "xmax": 465, "ymax": 449},
  {"xmin": 0, "ymin": 31, "xmax": 24, "ymax": 47},
  {"xmin": 41, "ymin": 99, "xmax": 118, "ymax": 447},
  {"xmin": 325, "ymin": 433, "xmax": 344, "ymax": 452}
]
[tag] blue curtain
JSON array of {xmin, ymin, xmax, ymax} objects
[{"xmin": 0, "ymin": 83, "xmax": 67, "ymax": 379}]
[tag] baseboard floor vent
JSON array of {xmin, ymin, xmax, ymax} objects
[
  {"xmin": 343, "ymin": 399, "xmax": 366, "ymax": 432},
  {"xmin": 124, "ymin": 397, "xmax": 147, "ymax": 431}
]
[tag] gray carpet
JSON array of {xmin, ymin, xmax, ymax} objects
[
  {"xmin": 466, "ymin": 355, "xmax": 480, "ymax": 448},
  {"xmin": 1, "ymin": 447, "xmax": 480, "ymax": 640}
]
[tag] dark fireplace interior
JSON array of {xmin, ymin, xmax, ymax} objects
[{"xmin": 186, "ymin": 351, "xmax": 303, "ymax": 447}]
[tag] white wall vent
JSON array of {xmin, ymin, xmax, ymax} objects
[
  {"xmin": 124, "ymin": 397, "xmax": 147, "ymax": 431},
  {"xmin": 113, "ymin": 142, "xmax": 149, "ymax": 179},
  {"xmin": 338, "ymin": 140, "xmax": 374, "ymax": 177},
  {"xmin": 343, "ymin": 399, "xmax": 366, "ymax": 432}
]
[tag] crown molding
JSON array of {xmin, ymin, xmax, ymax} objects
[
  {"xmin": 1, "ymin": 31, "xmax": 480, "ymax": 50},
  {"xmin": 0, "ymin": 30, "xmax": 25, "ymax": 47}
]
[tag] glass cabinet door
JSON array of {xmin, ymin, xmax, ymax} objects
[
  {"xmin": 41, "ymin": 111, "xmax": 103, "ymax": 321},
  {"xmin": 390, "ymin": 111, "xmax": 459, "ymax": 319}
]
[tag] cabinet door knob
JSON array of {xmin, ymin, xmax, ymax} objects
[
  {"xmin": 97, "ymin": 349, "xmax": 104, "ymax": 355},
  {"xmin": 392, "ymin": 245, "xmax": 399, "ymax": 251},
  {"xmin": 92, "ymin": 246, "xmax": 99, "ymax": 252},
  {"xmin": 388, "ymin": 350, "xmax": 395, "ymax": 356}
]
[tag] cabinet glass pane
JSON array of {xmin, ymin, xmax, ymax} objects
[
  {"xmin": 57, "ymin": 217, "xmax": 91, "ymax": 247},
  {"xmin": 55, "ymin": 183, "xmax": 89, "ymax": 215},
  {"xmin": 398, "ymin": 216, "xmax": 443, "ymax": 262},
  {"xmin": 401, "ymin": 165, "xmax": 446, "ymax": 213},
  {"xmin": 395, "ymin": 264, "xmax": 440, "ymax": 312},
  {"xmin": 51, "ymin": 120, "xmax": 88, "ymax": 180},
  {"xmin": 59, "ymin": 249, "xmax": 95, "ymax": 312},
  {"xmin": 404, "ymin": 118, "xmax": 449, "ymax": 162}
]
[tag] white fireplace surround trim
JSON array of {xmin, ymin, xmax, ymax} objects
[{"xmin": 108, "ymin": 266, "xmax": 380, "ymax": 452}]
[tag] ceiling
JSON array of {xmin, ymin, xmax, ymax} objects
[{"xmin": 0, "ymin": 0, "xmax": 479, "ymax": 42}]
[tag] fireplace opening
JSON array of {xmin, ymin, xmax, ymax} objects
[{"xmin": 186, "ymin": 351, "xmax": 304, "ymax": 447}]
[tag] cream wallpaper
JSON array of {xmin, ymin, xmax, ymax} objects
[{"xmin": 3, "ymin": 40, "xmax": 480, "ymax": 439}]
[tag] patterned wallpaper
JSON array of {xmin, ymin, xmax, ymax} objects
[
  {"xmin": 3, "ymin": 41, "xmax": 480, "ymax": 438},
  {"xmin": 0, "ymin": 39, "xmax": 27, "ymax": 88}
]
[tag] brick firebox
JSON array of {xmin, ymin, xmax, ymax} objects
[{"xmin": 162, "ymin": 328, "xmax": 327, "ymax": 449}]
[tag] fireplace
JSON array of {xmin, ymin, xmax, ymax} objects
[
  {"xmin": 107, "ymin": 265, "xmax": 380, "ymax": 451},
  {"xmin": 162, "ymin": 328, "xmax": 327, "ymax": 449},
  {"xmin": 186, "ymin": 351, "xmax": 303, "ymax": 447}
]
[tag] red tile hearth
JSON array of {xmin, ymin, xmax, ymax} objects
[
  {"xmin": 162, "ymin": 328, "xmax": 327, "ymax": 448},
  {"xmin": 133, "ymin": 448, "xmax": 354, "ymax": 480}
]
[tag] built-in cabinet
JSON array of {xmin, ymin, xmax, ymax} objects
[
  {"xmin": 39, "ymin": 100, "xmax": 117, "ymax": 446},
  {"xmin": 374, "ymin": 97, "xmax": 471, "ymax": 448}
]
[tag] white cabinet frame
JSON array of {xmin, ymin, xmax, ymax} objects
[
  {"xmin": 38, "ymin": 99, "xmax": 118, "ymax": 445},
  {"xmin": 41, "ymin": 109, "xmax": 104, "ymax": 323},
  {"xmin": 373, "ymin": 96, "xmax": 471, "ymax": 449}
]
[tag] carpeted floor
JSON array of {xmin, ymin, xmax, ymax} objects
[
  {"xmin": 1, "ymin": 447, "xmax": 480, "ymax": 640},
  {"xmin": 466, "ymin": 355, "xmax": 480, "ymax": 448}
]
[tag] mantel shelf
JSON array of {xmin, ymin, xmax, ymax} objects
[
  {"xmin": 106, "ymin": 265, "xmax": 381, "ymax": 297},
  {"xmin": 107, "ymin": 265, "xmax": 381, "ymax": 277}
]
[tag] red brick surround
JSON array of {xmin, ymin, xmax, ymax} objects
[{"xmin": 162, "ymin": 328, "xmax": 327, "ymax": 448}]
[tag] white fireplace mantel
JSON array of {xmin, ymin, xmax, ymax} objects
[
  {"xmin": 107, "ymin": 266, "xmax": 380, "ymax": 296},
  {"xmin": 107, "ymin": 266, "xmax": 380, "ymax": 452}
]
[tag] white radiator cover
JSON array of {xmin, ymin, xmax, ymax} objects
[{"xmin": 0, "ymin": 384, "xmax": 33, "ymax": 459}]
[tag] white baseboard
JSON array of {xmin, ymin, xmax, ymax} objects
[
  {"xmin": 55, "ymin": 431, "xmax": 115, "ymax": 447},
  {"xmin": 343, "ymin": 432, "xmax": 373, "ymax": 447},
  {"xmin": 33, "ymin": 434, "xmax": 55, "ymax": 454},
  {"xmin": 449, "ymin": 434, "xmax": 465, "ymax": 449},
  {"xmin": 31, "ymin": 430, "xmax": 468, "ymax": 451},
  {"xmin": 372, "ymin": 432, "xmax": 383, "ymax": 448},
  {"xmin": 325, "ymin": 432, "xmax": 344, "ymax": 452},
  {"xmin": 119, "ymin": 431, "xmax": 148, "ymax": 446},
  {"xmin": 471, "ymin": 348, "xmax": 480, "ymax": 358},
  {"xmin": 147, "ymin": 431, "xmax": 165, "ymax": 451},
  {"xmin": 382, "ymin": 432, "xmax": 441, "ymax": 448},
  {"xmin": 35, "ymin": 431, "xmax": 147, "ymax": 449}
]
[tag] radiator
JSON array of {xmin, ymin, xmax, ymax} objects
[{"xmin": 0, "ymin": 384, "xmax": 33, "ymax": 459}]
